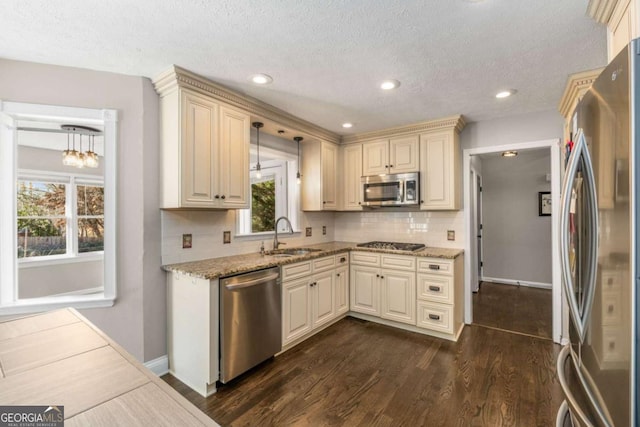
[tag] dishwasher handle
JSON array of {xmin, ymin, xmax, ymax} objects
[{"xmin": 224, "ymin": 272, "xmax": 280, "ymax": 290}]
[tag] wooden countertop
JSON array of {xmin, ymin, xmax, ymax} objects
[
  {"xmin": 162, "ymin": 241, "xmax": 464, "ymax": 280},
  {"xmin": 0, "ymin": 308, "xmax": 218, "ymax": 426}
]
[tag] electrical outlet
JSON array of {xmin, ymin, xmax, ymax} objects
[
  {"xmin": 305, "ymin": 227, "xmax": 312, "ymax": 237},
  {"xmin": 322, "ymin": 226, "xmax": 326, "ymax": 235},
  {"xmin": 447, "ymin": 230, "xmax": 455, "ymax": 241},
  {"xmin": 182, "ymin": 234, "xmax": 192, "ymax": 249},
  {"xmin": 223, "ymin": 231, "xmax": 231, "ymax": 244}
]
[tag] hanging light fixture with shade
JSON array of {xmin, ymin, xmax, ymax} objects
[
  {"xmin": 61, "ymin": 124, "xmax": 101, "ymax": 169},
  {"xmin": 294, "ymin": 136, "xmax": 303, "ymax": 184},
  {"xmin": 252, "ymin": 122, "xmax": 264, "ymax": 178}
]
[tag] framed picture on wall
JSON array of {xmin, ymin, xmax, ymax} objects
[{"xmin": 538, "ymin": 191, "xmax": 551, "ymax": 216}]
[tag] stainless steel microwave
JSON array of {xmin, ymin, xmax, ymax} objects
[{"xmin": 361, "ymin": 172, "xmax": 419, "ymax": 207}]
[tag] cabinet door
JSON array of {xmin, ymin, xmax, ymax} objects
[
  {"xmin": 420, "ymin": 131, "xmax": 460, "ymax": 210},
  {"xmin": 389, "ymin": 135, "xmax": 419, "ymax": 173},
  {"xmin": 312, "ymin": 271, "xmax": 335, "ymax": 328},
  {"xmin": 362, "ymin": 140, "xmax": 389, "ymax": 175},
  {"xmin": 381, "ymin": 269, "xmax": 416, "ymax": 325},
  {"xmin": 350, "ymin": 265, "xmax": 380, "ymax": 316},
  {"xmin": 282, "ymin": 278, "xmax": 312, "ymax": 345},
  {"xmin": 321, "ymin": 142, "xmax": 338, "ymax": 209},
  {"xmin": 219, "ymin": 106, "xmax": 250, "ymax": 208},
  {"xmin": 342, "ymin": 144, "xmax": 363, "ymax": 210},
  {"xmin": 335, "ymin": 265, "xmax": 349, "ymax": 316},
  {"xmin": 181, "ymin": 91, "xmax": 219, "ymax": 207}
]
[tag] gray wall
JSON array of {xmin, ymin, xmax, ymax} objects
[
  {"xmin": 0, "ymin": 58, "xmax": 163, "ymax": 363},
  {"xmin": 480, "ymin": 149, "xmax": 552, "ymax": 285}
]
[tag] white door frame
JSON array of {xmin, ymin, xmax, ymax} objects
[
  {"xmin": 463, "ymin": 139, "xmax": 563, "ymax": 344},
  {"xmin": 468, "ymin": 167, "xmax": 482, "ymax": 293}
]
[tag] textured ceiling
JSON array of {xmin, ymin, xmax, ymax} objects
[{"xmin": 1, "ymin": 0, "xmax": 607, "ymax": 135}]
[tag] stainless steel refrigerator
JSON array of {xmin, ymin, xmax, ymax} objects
[{"xmin": 556, "ymin": 39, "xmax": 638, "ymax": 426}]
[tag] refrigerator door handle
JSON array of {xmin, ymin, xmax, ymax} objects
[
  {"xmin": 556, "ymin": 346, "xmax": 595, "ymax": 427},
  {"xmin": 559, "ymin": 130, "xmax": 599, "ymax": 342},
  {"xmin": 555, "ymin": 401, "xmax": 572, "ymax": 427}
]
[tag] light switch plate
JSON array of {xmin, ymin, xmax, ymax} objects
[
  {"xmin": 306, "ymin": 227, "xmax": 312, "ymax": 237},
  {"xmin": 223, "ymin": 231, "xmax": 231, "ymax": 244},
  {"xmin": 322, "ymin": 226, "xmax": 326, "ymax": 235},
  {"xmin": 447, "ymin": 230, "xmax": 455, "ymax": 241},
  {"xmin": 182, "ymin": 234, "xmax": 192, "ymax": 249}
]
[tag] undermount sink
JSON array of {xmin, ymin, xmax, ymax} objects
[{"xmin": 268, "ymin": 248, "xmax": 323, "ymax": 257}]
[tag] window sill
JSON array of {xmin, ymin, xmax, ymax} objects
[
  {"xmin": 235, "ymin": 230, "xmax": 301, "ymax": 238},
  {"xmin": 19, "ymin": 252, "xmax": 104, "ymax": 268},
  {"xmin": 0, "ymin": 293, "xmax": 115, "ymax": 316}
]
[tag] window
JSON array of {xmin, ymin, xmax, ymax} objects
[
  {"xmin": 237, "ymin": 148, "xmax": 300, "ymax": 236},
  {"xmin": 17, "ymin": 174, "xmax": 104, "ymax": 260},
  {"xmin": 0, "ymin": 102, "xmax": 117, "ymax": 314}
]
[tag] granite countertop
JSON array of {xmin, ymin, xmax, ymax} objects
[{"xmin": 162, "ymin": 241, "xmax": 464, "ymax": 280}]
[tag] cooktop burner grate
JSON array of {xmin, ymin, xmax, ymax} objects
[{"xmin": 356, "ymin": 241, "xmax": 426, "ymax": 252}]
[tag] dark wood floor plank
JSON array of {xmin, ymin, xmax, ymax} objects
[
  {"xmin": 473, "ymin": 282, "xmax": 552, "ymax": 339},
  {"xmin": 163, "ymin": 318, "xmax": 562, "ymax": 426}
]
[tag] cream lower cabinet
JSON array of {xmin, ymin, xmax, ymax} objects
[
  {"xmin": 416, "ymin": 256, "xmax": 464, "ymax": 340},
  {"xmin": 350, "ymin": 252, "xmax": 416, "ymax": 325},
  {"xmin": 282, "ymin": 254, "xmax": 348, "ymax": 347}
]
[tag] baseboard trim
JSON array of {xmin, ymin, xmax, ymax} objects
[
  {"xmin": 144, "ymin": 355, "xmax": 169, "ymax": 376},
  {"xmin": 481, "ymin": 276, "xmax": 552, "ymax": 290}
]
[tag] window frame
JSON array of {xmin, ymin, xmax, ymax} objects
[
  {"xmin": 17, "ymin": 170, "xmax": 105, "ymax": 266},
  {"xmin": 0, "ymin": 101, "xmax": 117, "ymax": 315}
]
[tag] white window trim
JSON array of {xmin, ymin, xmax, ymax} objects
[{"xmin": 0, "ymin": 100, "xmax": 117, "ymax": 315}]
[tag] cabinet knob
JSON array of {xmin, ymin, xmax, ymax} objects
[
  {"xmin": 215, "ymin": 195, "xmax": 220, "ymax": 199},
  {"xmin": 221, "ymin": 195, "xmax": 226, "ymax": 199},
  {"xmin": 420, "ymin": 200, "xmax": 424, "ymax": 204},
  {"xmin": 376, "ymin": 274, "xmax": 380, "ymax": 278},
  {"xmin": 380, "ymin": 275, "xmax": 384, "ymax": 279},
  {"xmin": 336, "ymin": 273, "xmax": 341, "ymax": 277},
  {"xmin": 385, "ymin": 165, "xmax": 389, "ymax": 168},
  {"xmin": 389, "ymin": 164, "xmax": 393, "ymax": 168},
  {"xmin": 358, "ymin": 202, "xmax": 361, "ymax": 205}
]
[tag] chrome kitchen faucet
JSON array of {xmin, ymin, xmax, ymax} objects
[{"xmin": 273, "ymin": 216, "xmax": 294, "ymax": 250}]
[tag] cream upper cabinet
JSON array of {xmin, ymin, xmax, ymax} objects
[
  {"xmin": 301, "ymin": 140, "xmax": 338, "ymax": 211},
  {"xmin": 218, "ymin": 106, "xmax": 250, "ymax": 208},
  {"xmin": 588, "ymin": 0, "xmax": 638, "ymax": 62},
  {"xmin": 362, "ymin": 135, "xmax": 419, "ymax": 175},
  {"xmin": 158, "ymin": 88, "xmax": 249, "ymax": 209},
  {"xmin": 419, "ymin": 130, "xmax": 461, "ymax": 210},
  {"xmin": 340, "ymin": 144, "xmax": 363, "ymax": 210}
]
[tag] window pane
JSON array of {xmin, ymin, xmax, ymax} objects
[
  {"xmin": 251, "ymin": 179, "xmax": 275, "ymax": 232},
  {"xmin": 78, "ymin": 218, "xmax": 104, "ymax": 253},
  {"xmin": 17, "ymin": 220, "xmax": 66, "ymax": 258},
  {"xmin": 77, "ymin": 185, "xmax": 104, "ymax": 216},
  {"xmin": 17, "ymin": 181, "xmax": 66, "ymax": 216}
]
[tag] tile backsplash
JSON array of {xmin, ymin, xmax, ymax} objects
[{"xmin": 162, "ymin": 208, "xmax": 465, "ymax": 265}]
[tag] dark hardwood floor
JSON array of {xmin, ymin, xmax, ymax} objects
[
  {"xmin": 473, "ymin": 282, "xmax": 553, "ymax": 340},
  {"xmin": 163, "ymin": 317, "xmax": 563, "ymax": 426}
]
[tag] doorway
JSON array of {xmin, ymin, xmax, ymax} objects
[{"xmin": 463, "ymin": 140, "xmax": 562, "ymax": 343}]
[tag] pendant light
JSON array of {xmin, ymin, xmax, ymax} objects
[
  {"xmin": 294, "ymin": 136, "xmax": 303, "ymax": 184},
  {"xmin": 62, "ymin": 131, "xmax": 79, "ymax": 166},
  {"xmin": 252, "ymin": 122, "xmax": 264, "ymax": 179},
  {"xmin": 61, "ymin": 124, "xmax": 101, "ymax": 169}
]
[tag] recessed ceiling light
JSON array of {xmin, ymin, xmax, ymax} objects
[
  {"xmin": 496, "ymin": 89, "xmax": 517, "ymax": 99},
  {"xmin": 380, "ymin": 79, "xmax": 400, "ymax": 90},
  {"xmin": 342, "ymin": 122, "xmax": 353, "ymax": 128},
  {"xmin": 501, "ymin": 150, "xmax": 518, "ymax": 157},
  {"xmin": 250, "ymin": 74, "xmax": 273, "ymax": 85}
]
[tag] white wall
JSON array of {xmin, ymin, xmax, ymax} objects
[
  {"xmin": 0, "ymin": 58, "xmax": 163, "ymax": 363},
  {"xmin": 480, "ymin": 149, "xmax": 552, "ymax": 285}
]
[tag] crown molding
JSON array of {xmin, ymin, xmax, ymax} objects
[
  {"xmin": 558, "ymin": 68, "xmax": 604, "ymax": 118},
  {"xmin": 340, "ymin": 115, "xmax": 466, "ymax": 144},
  {"xmin": 587, "ymin": 0, "xmax": 621, "ymax": 24},
  {"xmin": 152, "ymin": 65, "xmax": 340, "ymax": 144}
]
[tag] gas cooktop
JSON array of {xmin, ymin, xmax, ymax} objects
[{"xmin": 356, "ymin": 241, "xmax": 426, "ymax": 252}]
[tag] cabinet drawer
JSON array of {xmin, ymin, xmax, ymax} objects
[
  {"xmin": 417, "ymin": 274, "xmax": 453, "ymax": 304},
  {"xmin": 416, "ymin": 302, "xmax": 453, "ymax": 334},
  {"xmin": 335, "ymin": 253, "xmax": 349, "ymax": 266},
  {"xmin": 381, "ymin": 254, "xmax": 416, "ymax": 271},
  {"xmin": 281, "ymin": 261, "xmax": 312, "ymax": 281},
  {"xmin": 601, "ymin": 291, "xmax": 622, "ymax": 326},
  {"xmin": 313, "ymin": 256, "xmax": 336, "ymax": 272},
  {"xmin": 351, "ymin": 251, "xmax": 380, "ymax": 266},
  {"xmin": 417, "ymin": 258, "xmax": 453, "ymax": 276}
]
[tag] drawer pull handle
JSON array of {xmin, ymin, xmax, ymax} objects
[
  {"xmin": 428, "ymin": 314, "xmax": 441, "ymax": 321},
  {"xmin": 340, "ymin": 257, "xmax": 347, "ymax": 263},
  {"xmin": 428, "ymin": 285, "xmax": 441, "ymax": 292},
  {"xmin": 429, "ymin": 264, "xmax": 440, "ymax": 270}
]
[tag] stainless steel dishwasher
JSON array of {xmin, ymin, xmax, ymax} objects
[{"xmin": 220, "ymin": 267, "xmax": 281, "ymax": 383}]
